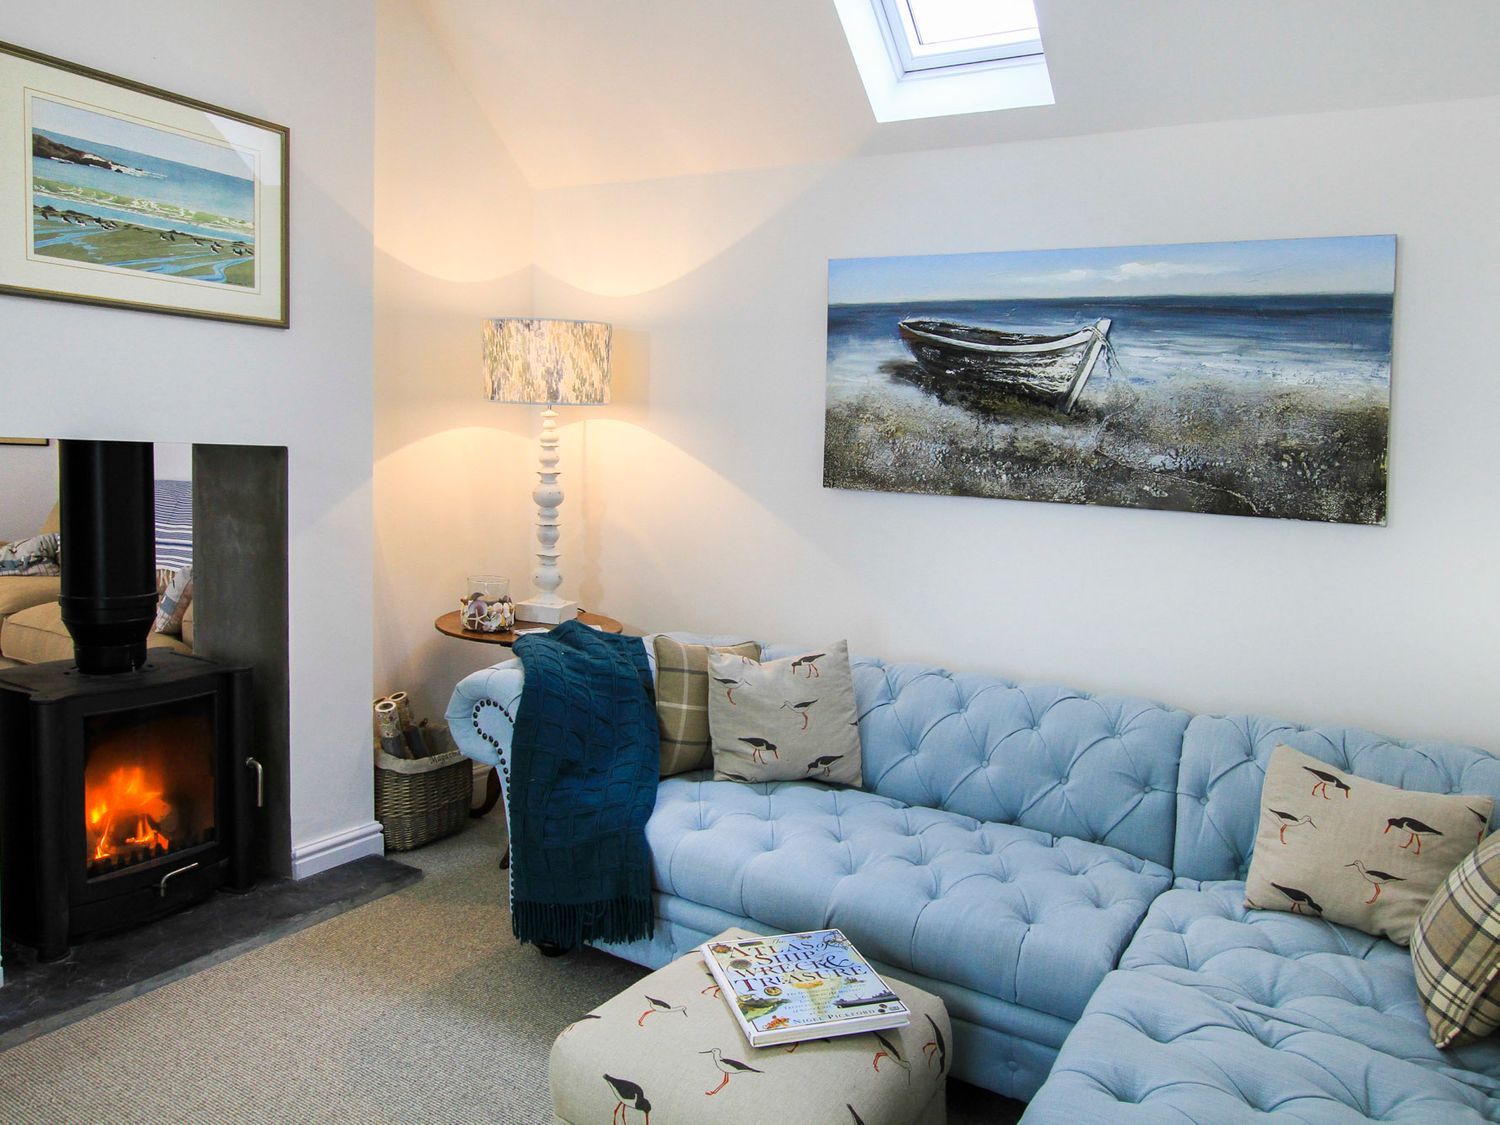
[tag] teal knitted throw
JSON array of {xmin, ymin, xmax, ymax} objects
[{"xmin": 508, "ymin": 620, "xmax": 659, "ymax": 948}]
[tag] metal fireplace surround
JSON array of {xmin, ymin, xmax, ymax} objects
[{"xmin": 0, "ymin": 440, "xmax": 258, "ymax": 961}]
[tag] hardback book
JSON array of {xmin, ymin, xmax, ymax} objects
[{"xmin": 699, "ymin": 928, "xmax": 910, "ymax": 1047}]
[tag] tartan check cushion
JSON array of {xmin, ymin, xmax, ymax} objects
[
  {"xmin": 1412, "ymin": 832, "xmax": 1500, "ymax": 1048},
  {"xmin": 652, "ymin": 636, "xmax": 759, "ymax": 776}
]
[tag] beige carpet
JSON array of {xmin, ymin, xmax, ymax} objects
[{"xmin": 0, "ymin": 815, "xmax": 1022, "ymax": 1123}]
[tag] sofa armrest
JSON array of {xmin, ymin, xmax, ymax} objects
[
  {"xmin": 446, "ymin": 657, "xmax": 524, "ymax": 770},
  {"xmin": 447, "ymin": 633, "xmax": 674, "ymax": 768}
]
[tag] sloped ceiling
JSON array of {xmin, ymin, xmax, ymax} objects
[{"xmin": 418, "ymin": 0, "xmax": 1500, "ymax": 189}]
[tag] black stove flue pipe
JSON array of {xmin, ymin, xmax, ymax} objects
[{"xmin": 58, "ymin": 440, "xmax": 157, "ymax": 675}]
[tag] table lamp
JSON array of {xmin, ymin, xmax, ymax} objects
[{"xmin": 483, "ymin": 317, "xmax": 612, "ymax": 624}]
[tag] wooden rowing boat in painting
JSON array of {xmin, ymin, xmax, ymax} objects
[{"xmin": 897, "ymin": 317, "xmax": 1113, "ymax": 414}]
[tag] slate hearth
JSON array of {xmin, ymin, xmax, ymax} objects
[{"xmin": 0, "ymin": 855, "xmax": 419, "ymax": 1051}]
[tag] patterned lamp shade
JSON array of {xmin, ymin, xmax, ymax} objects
[{"xmin": 483, "ymin": 318, "xmax": 612, "ymax": 406}]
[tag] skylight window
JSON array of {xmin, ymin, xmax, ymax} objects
[
  {"xmin": 834, "ymin": 0, "xmax": 1053, "ymax": 123},
  {"xmin": 888, "ymin": 0, "xmax": 1043, "ymax": 70},
  {"xmin": 909, "ymin": 0, "xmax": 1033, "ymax": 44}
]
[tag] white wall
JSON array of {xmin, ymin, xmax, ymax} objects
[
  {"xmin": 153, "ymin": 441, "xmax": 192, "ymax": 482},
  {"xmin": 0, "ymin": 442, "xmax": 56, "ymax": 542},
  {"xmin": 373, "ymin": 0, "xmax": 538, "ymax": 726},
  {"xmin": 0, "ymin": 2, "xmax": 378, "ymax": 871},
  {"xmin": 529, "ymin": 96, "xmax": 1500, "ymax": 750}
]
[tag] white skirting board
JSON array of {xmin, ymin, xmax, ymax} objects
[{"xmin": 291, "ymin": 820, "xmax": 385, "ymax": 880}]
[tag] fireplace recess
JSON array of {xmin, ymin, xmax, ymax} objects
[{"xmin": 0, "ymin": 440, "xmax": 260, "ymax": 961}]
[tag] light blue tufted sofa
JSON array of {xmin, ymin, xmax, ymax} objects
[
  {"xmin": 447, "ymin": 635, "xmax": 1500, "ymax": 1118},
  {"xmin": 1022, "ymin": 718, "xmax": 1500, "ymax": 1122}
]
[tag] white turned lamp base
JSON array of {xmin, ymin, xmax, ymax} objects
[
  {"xmin": 515, "ymin": 596, "xmax": 577, "ymax": 625},
  {"xmin": 518, "ymin": 405, "xmax": 578, "ymax": 625}
]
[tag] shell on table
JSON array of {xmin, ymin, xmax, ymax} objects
[{"xmin": 460, "ymin": 593, "xmax": 516, "ymax": 632}]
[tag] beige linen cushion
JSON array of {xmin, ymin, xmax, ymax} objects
[
  {"xmin": 0, "ymin": 601, "xmax": 190, "ymax": 665},
  {"xmin": 1412, "ymin": 833, "xmax": 1500, "ymax": 1048},
  {"xmin": 707, "ymin": 641, "xmax": 861, "ymax": 786},
  {"xmin": 1245, "ymin": 745, "xmax": 1494, "ymax": 944},
  {"xmin": 0, "ymin": 574, "xmax": 59, "ymax": 619},
  {"xmin": 653, "ymin": 636, "xmax": 761, "ymax": 775},
  {"xmin": 0, "ymin": 604, "xmax": 72, "ymax": 665}
]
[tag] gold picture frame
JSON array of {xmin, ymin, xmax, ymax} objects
[
  {"xmin": 0, "ymin": 40, "xmax": 288, "ymax": 327},
  {"xmin": 0, "ymin": 437, "xmax": 49, "ymax": 446}
]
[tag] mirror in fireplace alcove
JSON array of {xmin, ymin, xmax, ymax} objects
[
  {"xmin": 0, "ymin": 434, "xmax": 59, "ymax": 549},
  {"xmin": 0, "ymin": 435, "xmax": 62, "ymax": 674},
  {"xmin": 0, "ymin": 440, "xmax": 196, "ymax": 672}
]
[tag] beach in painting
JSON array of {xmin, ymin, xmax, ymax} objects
[
  {"xmin": 29, "ymin": 97, "xmax": 256, "ymax": 287},
  {"xmin": 824, "ymin": 237, "xmax": 1394, "ymax": 525}
]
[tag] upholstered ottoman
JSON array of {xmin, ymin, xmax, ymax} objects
[{"xmin": 551, "ymin": 927, "xmax": 950, "ymax": 1124}]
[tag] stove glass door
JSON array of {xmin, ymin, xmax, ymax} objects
[{"xmin": 82, "ymin": 693, "xmax": 217, "ymax": 879}]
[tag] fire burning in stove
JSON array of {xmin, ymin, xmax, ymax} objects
[
  {"xmin": 80, "ymin": 708, "xmax": 218, "ymax": 879},
  {"xmin": 86, "ymin": 764, "xmax": 175, "ymax": 869}
]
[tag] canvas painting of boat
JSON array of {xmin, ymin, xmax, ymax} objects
[{"xmin": 825, "ymin": 236, "xmax": 1394, "ymax": 525}]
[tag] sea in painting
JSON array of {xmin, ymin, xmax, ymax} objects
[
  {"xmin": 824, "ymin": 236, "xmax": 1394, "ymax": 525},
  {"xmin": 29, "ymin": 97, "xmax": 256, "ymax": 287}
]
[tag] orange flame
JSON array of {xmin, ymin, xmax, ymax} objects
[{"xmin": 86, "ymin": 765, "xmax": 172, "ymax": 866}]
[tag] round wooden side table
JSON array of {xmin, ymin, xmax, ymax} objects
[
  {"xmin": 434, "ymin": 609, "xmax": 626, "ymax": 853},
  {"xmin": 432, "ymin": 608, "xmax": 623, "ymax": 647}
]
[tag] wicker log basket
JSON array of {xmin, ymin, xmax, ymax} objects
[{"xmin": 374, "ymin": 723, "xmax": 470, "ymax": 851}]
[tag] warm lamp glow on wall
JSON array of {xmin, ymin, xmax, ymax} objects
[{"xmin": 483, "ymin": 318, "xmax": 612, "ymax": 624}]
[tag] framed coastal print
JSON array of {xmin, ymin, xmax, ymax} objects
[
  {"xmin": 825, "ymin": 235, "xmax": 1394, "ymax": 525},
  {"xmin": 0, "ymin": 41, "xmax": 288, "ymax": 327}
]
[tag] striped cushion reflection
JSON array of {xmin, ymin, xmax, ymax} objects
[
  {"xmin": 155, "ymin": 478, "xmax": 193, "ymax": 570},
  {"xmin": 1412, "ymin": 832, "xmax": 1500, "ymax": 1048}
]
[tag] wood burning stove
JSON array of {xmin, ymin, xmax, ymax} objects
[
  {"xmin": 0, "ymin": 655, "xmax": 256, "ymax": 960},
  {"xmin": 0, "ymin": 439, "xmax": 259, "ymax": 961}
]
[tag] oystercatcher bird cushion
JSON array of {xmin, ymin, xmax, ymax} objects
[
  {"xmin": 1244, "ymin": 745, "xmax": 1494, "ymax": 944},
  {"xmin": 706, "ymin": 641, "xmax": 862, "ymax": 787}
]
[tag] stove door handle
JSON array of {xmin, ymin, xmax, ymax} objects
[
  {"xmin": 246, "ymin": 756, "xmax": 264, "ymax": 808},
  {"xmin": 159, "ymin": 861, "xmax": 200, "ymax": 898}
]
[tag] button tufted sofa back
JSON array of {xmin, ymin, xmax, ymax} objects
[
  {"xmin": 758, "ymin": 648, "xmax": 1191, "ymax": 869},
  {"xmin": 1174, "ymin": 714, "xmax": 1500, "ymax": 882}
]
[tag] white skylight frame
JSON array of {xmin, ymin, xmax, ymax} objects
[
  {"xmin": 879, "ymin": 0, "xmax": 1044, "ymax": 73},
  {"xmin": 834, "ymin": 0, "xmax": 1054, "ymax": 123}
]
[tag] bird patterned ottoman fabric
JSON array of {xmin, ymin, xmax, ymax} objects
[
  {"xmin": 549, "ymin": 927, "xmax": 948, "ymax": 1125},
  {"xmin": 707, "ymin": 643, "xmax": 862, "ymax": 787},
  {"xmin": 1244, "ymin": 745, "xmax": 1494, "ymax": 944}
]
